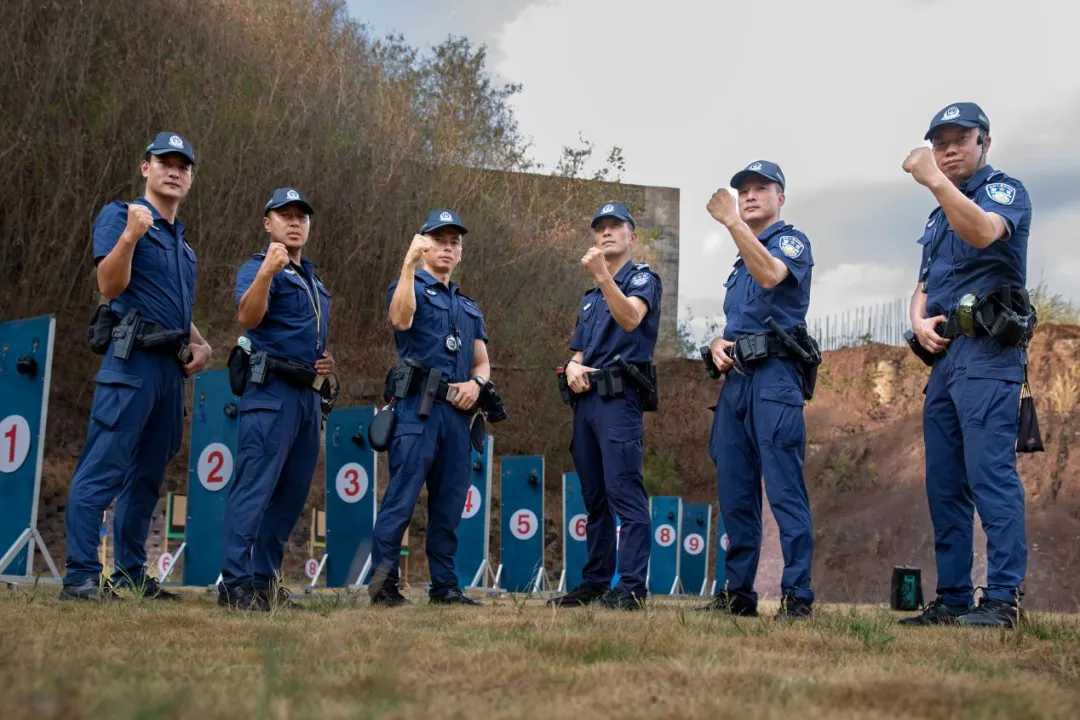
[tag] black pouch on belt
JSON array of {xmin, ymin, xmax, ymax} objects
[
  {"xmin": 88, "ymin": 301, "xmax": 118, "ymax": 355},
  {"xmin": 368, "ymin": 403, "xmax": 397, "ymax": 452},
  {"xmin": 1017, "ymin": 377, "xmax": 1044, "ymax": 454},
  {"xmin": 227, "ymin": 346, "xmax": 250, "ymax": 396}
]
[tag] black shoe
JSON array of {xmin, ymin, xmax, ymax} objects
[
  {"xmin": 547, "ymin": 582, "xmax": 608, "ymax": 608},
  {"xmin": 259, "ymin": 585, "xmax": 300, "ymax": 609},
  {"xmin": 775, "ymin": 594, "xmax": 813, "ymax": 621},
  {"xmin": 696, "ymin": 590, "xmax": 758, "ymax": 616},
  {"xmin": 58, "ymin": 577, "xmax": 121, "ymax": 602},
  {"xmin": 598, "ymin": 588, "xmax": 644, "ymax": 611},
  {"xmin": 130, "ymin": 577, "xmax": 182, "ymax": 601},
  {"xmin": 369, "ymin": 583, "xmax": 412, "ymax": 607},
  {"xmin": 429, "ymin": 588, "xmax": 483, "ymax": 606},
  {"xmin": 218, "ymin": 584, "xmax": 270, "ymax": 612},
  {"xmin": 958, "ymin": 597, "xmax": 1020, "ymax": 628},
  {"xmin": 898, "ymin": 597, "xmax": 968, "ymax": 626}
]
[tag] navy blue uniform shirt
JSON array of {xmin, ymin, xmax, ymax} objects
[
  {"xmin": 236, "ymin": 249, "xmax": 331, "ymax": 367},
  {"xmin": 722, "ymin": 221, "xmax": 813, "ymax": 339},
  {"xmin": 569, "ymin": 259, "xmax": 662, "ymax": 367},
  {"xmin": 386, "ymin": 269, "xmax": 488, "ymax": 383},
  {"xmin": 917, "ymin": 165, "xmax": 1031, "ymax": 317},
  {"xmin": 92, "ymin": 198, "xmax": 196, "ymax": 332}
]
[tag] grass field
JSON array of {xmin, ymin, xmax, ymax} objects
[{"xmin": 1, "ymin": 585, "xmax": 1078, "ymax": 719}]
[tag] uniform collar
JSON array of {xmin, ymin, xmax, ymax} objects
[
  {"xmin": 961, "ymin": 164, "xmax": 997, "ymax": 194},
  {"xmin": 612, "ymin": 258, "xmax": 637, "ymax": 284},
  {"xmin": 416, "ymin": 268, "xmax": 457, "ymax": 293},
  {"xmin": 756, "ymin": 220, "xmax": 787, "ymax": 243}
]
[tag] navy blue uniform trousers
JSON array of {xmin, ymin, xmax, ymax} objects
[
  {"xmin": 64, "ymin": 350, "xmax": 184, "ymax": 587},
  {"xmin": 221, "ymin": 377, "xmax": 321, "ymax": 592},
  {"xmin": 709, "ymin": 358, "xmax": 814, "ymax": 603},
  {"xmin": 570, "ymin": 387, "xmax": 649, "ymax": 598},
  {"xmin": 923, "ymin": 334, "xmax": 1027, "ymax": 606},
  {"xmin": 370, "ymin": 395, "xmax": 472, "ymax": 595}
]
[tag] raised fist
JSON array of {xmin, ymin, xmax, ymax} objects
[
  {"xmin": 580, "ymin": 247, "xmax": 609, "ymax": 283},
  {"xmin": 902, "ymin": 147, "xmax": 943, "ymax": 187},
  {"xmin": 125, "ymin": 204, "xmax": 154, "ymax": 240},
  {"xmin": 261, "ymin": 242, "xmax": 290, "ymax": 275},
  {"xmin": 405, "ymin": 234, "xmax": 434, "ymax": 269},
  {"xmin": 706, "ymin": 188, "xmax": 739, "ymax": 227}
]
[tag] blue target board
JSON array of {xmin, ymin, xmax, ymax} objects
[
  {"xmin": 499, "ymin": 455, "xmax": 545, "ymax": 593},
  {"xmin": 560, "ymin": 472, "xmax": 588, "ymax": 593},
  {"xmin": 0, "ymin": 315, "xmax": 60, "ymax": 583},
  {"xmin": 182, "ymin": 370, "xmax": 239, "ymax": 587},
  {"xmin": 455, "ymin": 435, "xmax": 493, "ymax": 589},
  {"xmin": 324, "ymin": 405, "xmax": 378, "ymax": 587},
  {"xmin": 648, "ymin": 496, "xmax": 682, "ymax": 595},
  {"xmin": 679, "ymin": 502, "xmax": 711, "ymax": 595}
]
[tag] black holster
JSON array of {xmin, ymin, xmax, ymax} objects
[{"xmin": 368, "ymin": 404, "xmax": 396, "ymax": 452}]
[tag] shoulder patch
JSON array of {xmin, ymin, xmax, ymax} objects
[
  {"xmin": 630, "ymin": 272, "xmax": 651, "ymax": 288},
  {"xmin": 778, "ymin": 235, "xmax": 805, "ymax": 259},
  {"xmin": 986, "ymin": 183, "xmax": 1016, "ymax": 206}
]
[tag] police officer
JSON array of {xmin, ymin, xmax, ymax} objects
[
  {"xmin": 700, "ymin": 161, "xmax": 816, "ymax": 620},
  {"xmin": 367, "ymin": 209, "xmax": 491, "ymax": 607},
  {"xmin": 61, "ymin": 132, "xmax": 212, "ymax": 601},
  {"xmin": 899, "ymin": 104, "xmax": 1032, "ymax": 628},
  {"xmin": 218, "ymin": 188, "xmax": 333, "ymax": 611},
  {"xmin": 549, "ymin": 202, "xmax": 661, "ymax": 611}
]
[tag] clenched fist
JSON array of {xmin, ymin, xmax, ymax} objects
[
  {"xmin": 706, "ymin": 188, "xmax": 739, "ymax": 227},
  {"xmin": 902, "ymin": 147, "xmax": 944, "ymax": 188},
  {"xmin": 580, "ymin": 247, "xmax": 609, "ymax": 284},
  {"xmin": 260, "ymin": 242, "xmax": 290, "ymax": 276},
  {"xmin": 404, "ymin": 234, "xmax": 434, "ymax": 270},
  {"xmin": 124, "ymin": 204, "xmax": 154, "ymax": 242}
]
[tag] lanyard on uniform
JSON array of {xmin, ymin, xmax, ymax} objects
[{"xmin": 291, "ymin": 262, "xmax": 322, "ymax": 351}]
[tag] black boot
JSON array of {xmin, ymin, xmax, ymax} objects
[
  {"xmin": 697, "ymin": 590, "xmax": 758, "ymax": 616},
  {"xmin": 429, "ymin": 588, "xmax": 483, "ymax": 606},
  {"xmin": 958, "ymin": 597, "xmax": 1021, "ymax": 628},
  {"xmin": 597, "ymin": 588, "xmax": 644, "ymax": 611},
  {"xmin": 58, "ymin": 577, "xmax": 121, "ymax": 603},
  {"xmin": 369, "ymin": 582, "xmax": 412, "ymax": 607},
  {"xmin": 775, "ymin": 594, "xmax": 813, "ymax": 621},
  {"xmin": 547, "ymin": 582, "xmax": 608, "ymax": 608},
  {"xmin": 218, "ymin": 584, "xmax": 270, "ymax": 611},
  {"xmin": 898, "ymin": 596, "xmax": 968, "ymax": 626}
]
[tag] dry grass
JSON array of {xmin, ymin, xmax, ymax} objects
[
  {"xmin": 1, "ymin": 586, "xmax": 1078, "ymax": 719},
  {"xmin": 1048, "ymin": 367, "xmax": 1080, "ymax": 416}
]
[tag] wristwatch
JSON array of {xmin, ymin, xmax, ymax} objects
[{"xmin": 473, "ymin": 375, "xmax": 487, "ymax": 388}]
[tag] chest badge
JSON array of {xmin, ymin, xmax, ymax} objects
[
  {"xmin": 425, "ymin": 288, "xmax": 438, "ymax": 296},
  {"xmin": 779, "ymin": 236, "xmax": 805, "ymax": 259},
  {"xmin": 985, "ymin": 183, "xmax": 1016, "ymax": 206},
  {"xmin": 284, "ymin": 267, "xmax": 296, "ymax": 275}
]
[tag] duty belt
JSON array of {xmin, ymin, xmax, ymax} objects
[
  {"xmin": 384, "ymin": 360, "xmax": 461, "ymax": 418},
  {"xmin": 250, "ymin": 352, "xmax": 319, "ymax": 391},
  {"xmin": 110, "ymin": 309, "xmax": 191, "ymax": 363}
]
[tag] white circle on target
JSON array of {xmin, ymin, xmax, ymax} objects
[
  {"xmin": 654, "ymin": 523, "xmax": 676, "ymax": 547},
  {"xmin": 335, "ymin": 462, "xmax": 369, "ymax": 504},
  {"xmin": 156, "ymin": 552, "xmax": 173, "ymax": 576},
  {"xmin": 197, "ymin": 443, "xmax": 233, "ymax": 491},
  {"xmin": 304, "ymin": 558, "xmax": 319, "ymax": 579},
  {"xmin": 683, "ymin": 533, "xmax": 704, "ymax": 555},
  {"xmin": 461, "ymin": 485, "xmax": 481, "ymax": 519},
  {"xmin": 568, "ymin": 513, "xmax": 588, "ymax": 542},
  {"xmin": 0, "ymin": 415, "xmax": 31, "ymax": 474},
  {"xmin": 720, "ymin": 533, "xmax": 730, "ymax": 552},
  {"xmin": 510, "ymin": 509, "xmax": 538, "ymax": 541}
]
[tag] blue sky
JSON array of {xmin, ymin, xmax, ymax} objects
[{"xmin": 348, "ymin": 0, "xmax": 1080, "ymax": 338}]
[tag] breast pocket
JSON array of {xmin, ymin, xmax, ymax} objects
[
  {"xmin": 132, "ymin": 237, "xmax": 169, "ymax": 275},
  {"xmin": 722, "ymin": 270, "xmax": 739, "ymax": 316},
  {"xmin": 182, "ymin": 243, "xmax": 197, "ymax": 298},
  {"xmin": 461, "ymin": 301, "xmax": 484, "ymax": 343},
  {"xmin": 420, "ymin": 290, "xmax": 450, "ymax": 332}
]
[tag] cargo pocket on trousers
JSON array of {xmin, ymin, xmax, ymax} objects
[
  {"xmin": 90, "ymin": 369, "xmax": 145, "ymax": 430},
  {"xmin": 609, "ymin": 423, "xmax": 644, "ymax": 478},
  {"xmin": 237, "ymin": 397, "xmax": 284, "ymax": 457},
  {"xmin": 758, "ymin": 384, "xmax": 805, "ymax": 449},
  {"xmin": 961, "ymin": 361, "xmax": 1023, "ymax": 432}
]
